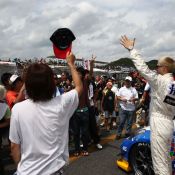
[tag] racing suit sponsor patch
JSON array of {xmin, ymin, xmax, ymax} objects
[
  {"xmin": 164, "ymin": 96, "xmax": 175, "ymax": 106},
  {"xmin": 164, "ymin": 82, "xmax": 175, "ymax": 106}
]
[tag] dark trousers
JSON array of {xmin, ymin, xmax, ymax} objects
[
  {"xmin": 89, "ymin": 106, "xmax": 100, "ymax": 144},
  {"xmin": 72, "ymin": 110, "xmax": 89, "ymax": 152},
  {"xmin": 0, "ymin": 127, "xmax": 10, "ymax": 148},
  {"xmin": 0, "ymin": 143, "xmax": 4, "ymax": 175}
]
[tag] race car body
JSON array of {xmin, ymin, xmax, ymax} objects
[{"xmin": 116, "ymin": 126, "xmax": 175, "ymax": 175}]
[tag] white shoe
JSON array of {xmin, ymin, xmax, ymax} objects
[{"xmin": 96, "ymin": 143, "xmax": 103, "ymax": 150}]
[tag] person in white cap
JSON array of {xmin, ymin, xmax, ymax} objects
[
  {"xmin": 6, "ymin": 75, "xmax": 25, "ymax": 109},
  {"xmin": 120, "ymin": 35, "xmax": 175, "ymax": 175},
  {"xmin": 116, "ymin": 76, "xmax": 138, "ymax": 139}
]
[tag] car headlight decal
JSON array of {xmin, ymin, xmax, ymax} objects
[{"xmin": 122, "ymin": 146, "xmax": 128, "ymax": 152}]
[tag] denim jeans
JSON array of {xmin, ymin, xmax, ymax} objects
[{"xmin": 117, "ymin": 108, "xmax": 135, "ymax": 136}]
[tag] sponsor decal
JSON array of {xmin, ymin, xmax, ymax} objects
[
  {"xmin": 164, "ymin": 82, "xmax": 175, "ymax": 106},
  {"xmin": 122, "ymin": 146, "xmax": 128, "ymax": 152},
  {"xmin": 164, "ymin": 96, "xmax": 175, "ymax": 106}
]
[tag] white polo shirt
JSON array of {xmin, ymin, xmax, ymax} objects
[
  {"xmin": 9, "ymin": 89, "xmax": 78, "ymax": 175},
  {"xmin": 117, "ymin": 86, "xmax": 138, "ymax": 111}
]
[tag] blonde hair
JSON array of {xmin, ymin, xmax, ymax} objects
[{"xmin": 158, "ymin": 57, "xmax": 175, "ymax": 72}]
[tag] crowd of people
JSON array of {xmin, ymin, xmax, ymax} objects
[
  {"xmin": 0, "ymin": 62, "xmax": 150, "ymax": 173},
  {"xmin": 0, "ymin": 57, "xmax": 151, "ymax": 174},
  {"xmin": 0, "ymin": 36, "xmax": 175, "ymax": 175}
]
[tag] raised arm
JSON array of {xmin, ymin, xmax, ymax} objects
[
  {"xmin": 120, "ymin": 35, "xmax": 135, "ymax": 51},
  {"xmin": 120, "ymin": 35, "xmax": 157, "ymax": 87},
  {"xmin": 66, "ymin": 52, "xmax": 83, "ymax": 97},
  {"xmin": 89, "ymin": 54, "xmax": 96, "ymax": 80}
]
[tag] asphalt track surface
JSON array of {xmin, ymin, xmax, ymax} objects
[
  {"xmin": 2, "ymin": 129, "xmax": 133, "ymax": 175},
  {"xmin": 65, "ymin": 133, "xmax": 133, "ymax": 175}
]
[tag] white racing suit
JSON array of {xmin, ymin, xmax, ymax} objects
[{"xmin": 130, "ymin": 49, "xmax": 175, "ymax": 175}]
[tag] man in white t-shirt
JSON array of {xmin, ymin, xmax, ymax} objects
[
  {"xmin": 9, "ymin": 53, "xmax": 83, "ymax": 175},
  {"xmin": 116, "ymin": 76, "xmax": 138, "ymax": 139}
]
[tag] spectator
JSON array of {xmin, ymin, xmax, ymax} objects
[
  {"xmin": 95, "ymin": 75, "xmax": 105, "ymax": 115},
  {"xmin": 6, "ymin": 75, "xmax": 25, "ymax": 109},
  {"xmin": 53, "ymin": 73, "xmax": 64, "ymax": 96},
  {"xmin": 101, "ymin": 81, "xmax": 116, "ymax": 131},
  {"xmin": 116, "ymin": 76, "xmax": 138, "ymax": 139},
  {"xmin": 9, "ymin": 53, "xmax": 82, "ymax": 175},
  {"xmin": 61, "ymin": 71, "xmax": 69, "ymax": 89},
  {"xmin": 111, "ymin": 77, "xmax": 119, "ymax": 128},
  {"xmin": 1, "ymin": 73, "xmax": 12, "ymax": 90},
  {"xmin": 72, "ymin": 57, "xmax": 95, "ymax": 156},
  {"xmin": 64, "ymin": 76, "xmax": 73, "ymax": 92},
  {"xmin": 0, "ymin": 85, "xmax": 11, "ymax": 147},
  {"xmin": 88, "ymin": 76, "xmax": 103, "ymax": 150},
  {"xmin": 120, "ymin": 35, "xmax": 175, "ymax": 175},
  {"xmin": 71, "ymin": 66, "xmax": 90, "ymax": 156},
  {"xmin": 130, "ymin": 71, "xmax": 139, "ymax": 87},
  {"xmin": 111, "ymin": 77, "xmax": 119, "ymax": 94}
]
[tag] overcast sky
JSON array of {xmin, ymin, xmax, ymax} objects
[{"xmin": 0, "ymin": 0, "xmax": 175, "ymax": 62}]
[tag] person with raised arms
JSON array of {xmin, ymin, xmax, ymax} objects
[
  {"xmin": 9, "ymin": 52, "xmax": 82, "ymax": 175},
  {"xmin": 120, "ymin": 35, "xmax": 175, "ymax": 175}
]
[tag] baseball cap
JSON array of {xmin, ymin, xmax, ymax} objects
[
  {"xmin": 50, "ymin": 28, "xmax": 76, "ymax": 59},
  {"xmin": 9, "ymin": 75, "xmax": 20, "ymax": 85},
  {"xmin": 125, "ymin": 76, "xmax": 132, "ymax": 81}
]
